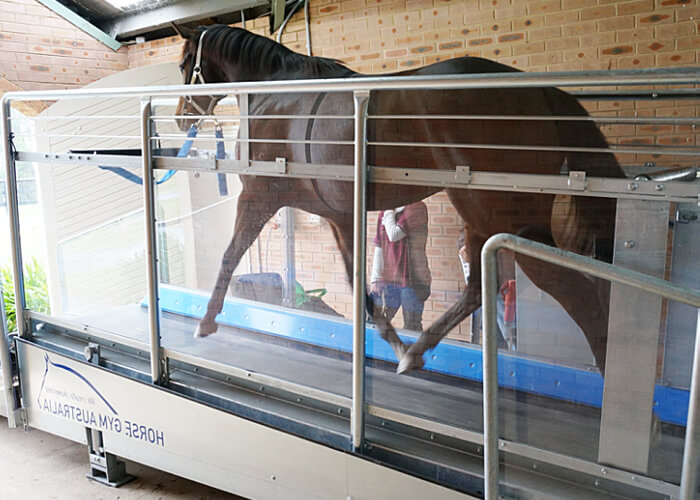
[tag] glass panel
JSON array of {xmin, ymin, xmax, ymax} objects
[
  {"xmin": 155, "ymin": 114, "xmax": 354, "ymax": 404},
  {"xmin": 18, "ymin": 97, "xmax": 148, "ymax": 343}
]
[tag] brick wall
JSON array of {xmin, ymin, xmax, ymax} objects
[
  {"xmin": 2, "ymin": 0, "xmax": 697, "ymax": 339},
  {"xmin": 0, "ymin": 0, "xmax": 128, "ymax": 91}
]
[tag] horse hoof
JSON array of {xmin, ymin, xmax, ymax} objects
[
  {"xmin": 396, "ymin": 352, "xmax": 425, "ymax": 374},
  {"xmin": 194, "ymin": 321, "xmax": 217, "ymax": 339}
]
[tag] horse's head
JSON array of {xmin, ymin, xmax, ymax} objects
[{"xmin": 175, "ymin": 26, "xmax": 226, "ymax": 132}]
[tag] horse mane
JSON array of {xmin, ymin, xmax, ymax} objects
[{"xmin": 192, "ymin": 24, "xmax": 356, "ymax": 80}]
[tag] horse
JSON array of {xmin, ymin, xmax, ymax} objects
[{"xmin": 174, "ymin": 24, "xmax": 625, "ymax": 375}]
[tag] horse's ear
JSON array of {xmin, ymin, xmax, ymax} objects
[{"xmin": 171, "ymin": 22, "xmax": 193, "ymax": 40}]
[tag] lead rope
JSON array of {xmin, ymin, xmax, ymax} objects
[{"xmin": 99, "ymin": 122, "xmax": 227, "ymax": 196}]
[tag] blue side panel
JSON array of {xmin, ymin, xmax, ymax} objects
[{"xmin": 149, "ymin": 285, "xmax": 689, "ymax": 426}]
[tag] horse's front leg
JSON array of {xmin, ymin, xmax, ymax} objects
[
  {"xmin": 195, "ymin": 198, "xmax": 279, "ymax": 338},
  {"xmin": 398, "ymin": 232, "xmax": 486, "ymax": 373},
  {"xmin": 326, "ymin": 216, "xmax": 408, "ymax": 363}
]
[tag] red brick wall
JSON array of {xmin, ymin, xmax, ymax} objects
[{"xmin": 0, "ymin": 0, "xmax": 128, "ymax": 91}]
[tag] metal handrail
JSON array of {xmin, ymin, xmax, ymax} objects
[
  {"xmin": 1, "ymin": 67, "xmax": 698, "ymax": 103},
  {"xmin": 480, "ymin": 233, "xmax": 700, "ymax": 500}
]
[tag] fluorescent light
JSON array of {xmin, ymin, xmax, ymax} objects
[{"xmin": 102, "ymin": 0, "xmax": 147, "ymax": 10}]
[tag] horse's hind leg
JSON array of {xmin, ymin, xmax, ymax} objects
[
  {"xmin": 399, "ymin": 231, "xmax": 486, "ymax": 373},
  {"xmin": 326, "ymin": 215, "xmax": 408, "ymax": 362},
  {"xmin": 513, "ymin": 225, "xmax": 610, "ymax": 373},
  {"xmin": 195, "ymin": 198, "xmax": 279, "ymax": 338}
]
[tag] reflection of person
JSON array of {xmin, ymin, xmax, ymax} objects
[
  {"xmin": 370, "ymin": 202, "xmax": 431, "ymax": 331},
  {"xmin": 459, "ymin": 230, "xmax": 516, "ymax": 350}
]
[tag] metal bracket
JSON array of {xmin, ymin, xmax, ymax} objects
[
  {"xmin": 568, "ymin": 171, "xmax": 586, "ymax": 191},
  {"xmin": 84, "ymin": 342, "xmax": 101, "ymax": 364},
  {"xmin": 275, "ymin": 157, "xmax": 288, "ymax": 174},
  {"xmin": 455, "ymin": 165, "xmax": 472, "ymax": 184},
  {"xmin": 86, "ymin": 428, "xmax": 135, "ymax": 487},
  {"xmin": 676, "ymin": 210, "xmax": 699, "ymax": 224}
]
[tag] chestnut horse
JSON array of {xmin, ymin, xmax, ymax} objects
[{"xmin": 175, "ymin": 25, "xmax": 625, "ymax": 374}]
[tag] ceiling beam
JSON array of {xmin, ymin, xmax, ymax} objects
[
  {"xmin": 103, "ymin": 0, "xmax": 270, "ymax": 40},
  {"xmin": 36, "ymin": 0, "xmax": 122, "ymax": 51}
]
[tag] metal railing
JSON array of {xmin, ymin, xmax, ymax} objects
[
  {"xmin": 481, "ymin": 234, "xmax": 700, "ymax": 500},
  {"xmin": 1, "ymin": 67, "xmax": 699, "ymax": 498}
]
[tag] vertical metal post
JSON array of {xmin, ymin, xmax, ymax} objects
[
  {"xmin": 679, "ymin": 309, "xmax": 700, "ymax": 500},
  {"xmin": 598, "ymin": 200, "xmax": 668, "ymax": 473},
  {"xmin": 0, "ymin": 277, "xmax": 17, "ymax": 427},
  {"xmin": 141, "ymin": 98, "xmax": 163, "ymax": 385},
  {"xmin": 238, "ymin": 93, "xmax": 249, "ymax": 167},
  {"xmin": 481, "ymin": 237, "xmax": 501, "ymax": 500},
  {"xmin": 1, "ymin": 97, "xmax": 26, "ymax": 339},
  {"xmin": 281, "ymin": 207, "xmax": 296, "ymax": 307},
  {"xmin": 351, "ymin": 89, "xmax": 369, "ymax": 451},
  {"xmin": 1, "ymin": 96, "xmax": 22, "ymax": 427}
]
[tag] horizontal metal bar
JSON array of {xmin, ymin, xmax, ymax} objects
[
  {"xmin": 368, "ymin": 114, "xmax": 700, "ymax": 125},
  {"xmin": 27, "ymin": 311, "xmax": 150, "ymax": 352},
  {"xmin": 152, "ymin": 114, "xmax": 354, "ymax": 121},
  {"xmin": 498, "ymin": 439, "xmax": 680, "ymax": 497},
  {"xmin": 484, "ymin": 233, "xmax": 700, "ymax": 313},
  {"xmin": 153, "ymin": 135, "xmax": 354, "ymax": 146},
  {"xmin": 11, "ymin": 115, "xmax": 139, "ymax": 121},
  {"xmin": 163, "ymin": 348, "xmax": 351, "ymax": 409},
  {"xmin": 368, "ymin": 402, "xmax": 679, "ymax": 497},
  {"xmin": 16, "ymin": 151, "xmax": 141, "ymax": 167},
  {"xmin": 2, "ymin": 67, "xmax": 698, "ymax": 102},
  {"xmin": 367, "ymin": 404, "xmax": 484, "ymax": 444},
  {"xmin": 367, "ymin": 140, "xmax": 700, "ymax": 157},
  {"xmin": 17, "ymin": 133, "xmax": 141, "ymax": 140},
  {"xmin": 574, "ymin": 89, "xmax": 700, "ymax": 100},
  {"xmin": 370, "ymin": 167, "xmax": 699, "ymax": 203},
  {"xmin": 20, "ymin": 151, "xmax": 696, "ymax": 203}
]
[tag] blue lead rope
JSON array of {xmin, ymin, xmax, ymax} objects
[
  {"xmin": 215, "ymin": 125, "xmax": 228, "ymax": 196},
  {"xmin": 98, "ymin": 123, "xmax": 228, "ymax": 195}
]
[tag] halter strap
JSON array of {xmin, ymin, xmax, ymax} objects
[
  {"xmin": 186, "ymin": 29, "xmax": 218, "ymax": 116},
  {"xmin": 190, "ymin": 29, "xmax": 208, "ymax": 85}
]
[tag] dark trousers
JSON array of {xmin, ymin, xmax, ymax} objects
[{"xmin": 378, "ymin": 285, "xmax": 426, "ymax": 332}]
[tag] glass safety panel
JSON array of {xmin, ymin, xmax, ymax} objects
[
  {"xmin": 362, "ymin": 79, "xmax": 699, "ymax": 497},
  {"xmin": 155, "ymin": 94, "xmax": 356, "ymax": 438},
  {"xmin": 9, "ymin": 97, "xmax": 149, "ymax": 345}
]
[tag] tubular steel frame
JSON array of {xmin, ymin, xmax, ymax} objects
[{"xmin": 1, "ymin": 68, "xmax": 699, "ymax": 499}]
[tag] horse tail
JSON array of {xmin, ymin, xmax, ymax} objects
[
  {"xmin": 544, "ymin": 87, "xmax": 625, "ymax": 179},
  {"xmin": 544, "ymin": 87, "xmax": 623, "ymax": 264}
]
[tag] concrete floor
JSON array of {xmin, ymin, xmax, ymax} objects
[{"xmin": 0, "ymin": 417, "xmax": 246, "ymax": 499}]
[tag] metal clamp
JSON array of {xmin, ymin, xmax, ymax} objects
[
  {"xmin": 568, "ymin": 171, "xmax": 586, "ymax": 191},
  {"xmin": 275, "ymin": 157, "xmax": 288, "ymax": 174},
  {"xmin": 455, "ymin": 165, "xmax": 472, "ymax": 184}
]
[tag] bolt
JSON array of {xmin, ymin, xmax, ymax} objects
[
  {"xmin": 628, "ymin": 182, "xmax": 638, "ymax": 191},
  {"xmin": 430, "ymin": 434, "xmax": 435, "ymax": 441},
  {"xmin": 271, "ymin": 475, "xmax": 276, "ymax": 481},
  {"xmin": 601, "ymin": 467, "xmax": 607, "ymax": 475},
  {"xmin": 655, "ymin": 184, "xmax": 664, "ymax": 192},
  {"xmin": 624, "ymin": 240, "xmax": 635, "ymax": 248}
]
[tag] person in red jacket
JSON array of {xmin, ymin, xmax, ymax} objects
[{"xmin": 370, "ymin": 202, "xmax": 432, "ymax": 331}]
